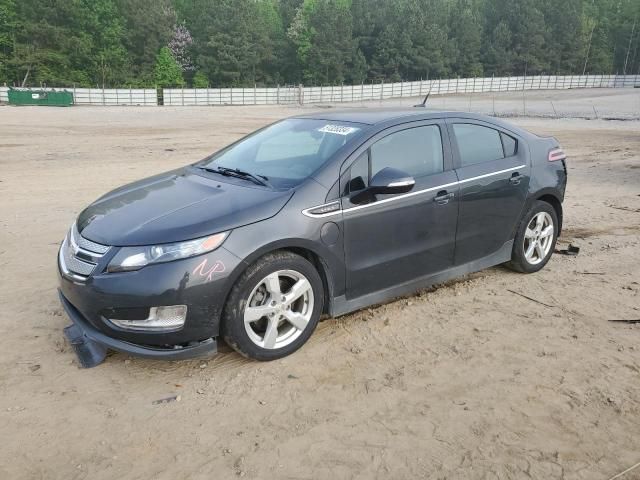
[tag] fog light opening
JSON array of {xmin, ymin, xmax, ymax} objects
[{"xmin": 108, "ymin": 305, "xmax": 187, "ymax": 332}]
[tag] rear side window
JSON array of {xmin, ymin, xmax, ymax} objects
[
  {"xmin": 453, "ymin": 124, "xmax": 504, "ymax": 166},
  {"xmin": 501, "ymin": 132, "xmax": 517, "ymax": 157},
  {"xmin": 370, "ymin": 125, "xmax": 443, "ymax": 179}
]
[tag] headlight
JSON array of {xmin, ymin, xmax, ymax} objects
[{"xmin": 107, "ymin": 231, "xmax": 228, "ymax": 272}]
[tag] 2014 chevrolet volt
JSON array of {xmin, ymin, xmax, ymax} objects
[{"xmin": 58, "ymin": 109, "xmax": 567, "ymax": 367}]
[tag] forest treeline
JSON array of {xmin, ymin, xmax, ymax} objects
[{"xmin": 0, "ymin": 0, "xmax": 639, "ymax": 88}]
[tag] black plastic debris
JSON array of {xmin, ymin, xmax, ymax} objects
[
  {"xmin": 557, "ymin": 244, "xmax": 580, "ymax": 256},
  {"xmin": 64, "ymin": 324, "xmax": 107, "ymax": 368},
  {"xmin": 609, "ymin": 319, "xmax": 640, "ymax": 324}
]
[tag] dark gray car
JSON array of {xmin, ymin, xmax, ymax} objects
[{"xmin": 58, "ymin": 109, "xmax": 567, "ymax": 366}]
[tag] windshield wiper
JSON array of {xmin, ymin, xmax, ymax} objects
[{"xmin": 198, "ymin": 166, "xmax": 271, "ymax": 188}]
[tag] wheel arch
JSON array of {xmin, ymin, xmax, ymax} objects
[
  {"xmin": 221, "ymin": 240, "xmax": 337, "ymax": 317},
  {"xmin": 515, "ymin": 188, "xmax": 563, "ymax": 233},
  {"xmin": 279, "ymin": 246, "xmax": 333, "ymax": 315},
  {"xmin": 533, "ymin": 190, "xmax": 563, "ymax": 235},
  {"xmin": 511, "ymin": 189, "xmax": 563, "ymax": 241}
]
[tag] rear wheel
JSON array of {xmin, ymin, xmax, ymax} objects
[
  {"xmin": 222, "ymin": 251, "xmax": 323, "ymax": 361},
  {"xmin": 508, "ymin": 201, "xmax": 558, "ymax": 273}
]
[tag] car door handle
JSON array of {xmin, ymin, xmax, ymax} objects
[
  {"xmin": 509, "ymin": 172, "xmax": 524, "ymax": 185},
  {"xmin": 434, "ymin": 190, "xmax": 454, "ymax": 205}
]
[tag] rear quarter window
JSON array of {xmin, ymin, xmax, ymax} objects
[{"xmin": 500, "ymin": 132, "xmax": 518, "ymax": 157}]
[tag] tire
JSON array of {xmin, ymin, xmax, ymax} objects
[
  {"xmin": 508, "ymin": 200, "xmax": 559, "ymax": 273},
  {"xmin": 221, "ymin": 251, "xmax": 324, "ymax": 361}
]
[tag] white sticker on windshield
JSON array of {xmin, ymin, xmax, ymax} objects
[{"xmin": 318, "ymin": 124, "xmax": 359, "ymax": 136}]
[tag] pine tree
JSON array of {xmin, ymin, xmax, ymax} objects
[
  {"xmin": 449, "ymin": 0, "xmax": 483, "ymax": 77},
  {"xmin": 1, "ymin": 0, "xmax": 639, "ymax": 88},
  {"xmin": 484, "ymin": 21, "xmax": 514, "ymax": 75},
  {"xmin": 116, "ymin": 0, "xmax": 176, "ymax": 86},
  {"xmin": 0, "ymin": 0, "xmax": 16, "ymax": 83},
  {"xmin": 154, "ymin": 46, "xmax": 184, "ymax": 87},
  {"xmin": 192, "ymin": 70, "xmax": 208, "ymax": 87},
  {"xmin": 287, "ymin": 0, "xmax": 354, "ymax": 84}
]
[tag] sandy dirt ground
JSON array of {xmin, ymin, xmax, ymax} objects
[{"xmin": 0, "ymin": 97, "xmax": 639, "ymax": 480}]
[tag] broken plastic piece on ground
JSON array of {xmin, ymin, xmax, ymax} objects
[
  {"xmin": 557, "ymin": 244, "xmax": 580, "ymax": 256},
  {"xmin": 64, "ymin": 324, "xmax": 107, "ymax": 368},
  {"xmin": 152, "ymin": 395, "xmax": 181, "ymax": 405},
  {"xmin": 608, "ymin": 319, "xmax": 640, "ymax": 324}
]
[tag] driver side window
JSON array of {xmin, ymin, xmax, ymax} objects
[
  {"xmin": 370, "ymin": 125, "xmax": 444, "ymax": 179},
  {"xmin": 345, "ymin": 124, "xmax": 444, "ymax": 195}
]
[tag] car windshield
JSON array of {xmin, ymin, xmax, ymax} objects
[{"xmin": 197, "ymin": 118, "xmax": 364, "ymax": 189}]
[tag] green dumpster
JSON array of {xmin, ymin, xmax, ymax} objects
[{"xmin": 8, "ymin": 88, "xmax": 74, "ymax": 106}]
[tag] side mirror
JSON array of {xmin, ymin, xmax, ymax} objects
[{"xmin": 369, "ymin": 167, "xmax": 415, "ymax": 195}]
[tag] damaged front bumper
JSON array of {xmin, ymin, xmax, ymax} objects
[
  {"xmin": 59, "ymin": 291, "xmax": 217, "ymax": 368},
  {"xmin": 57, "ymin": 244, "xmax": 244, "ymax": 368}
]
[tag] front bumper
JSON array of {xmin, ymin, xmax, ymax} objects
[
  {"xmin": 58, "ymin": 245, "xmax": 245, "ymax": 366},
  {"xmin": 60, "ymin": 290, "xmax": 217, "ymax": 367}
]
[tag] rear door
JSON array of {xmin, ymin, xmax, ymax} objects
[
  {"xmin": 340, "ymin": 121, "xmax": 459, "ymax": 299},
  {"xmin": 447, "ymin": 119, "xmax": 530, "ymax": 265}
]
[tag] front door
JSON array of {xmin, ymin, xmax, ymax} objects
[
  {"xmin": 341, "ymin": 122, "xmax": 459, "ymax": 299},
  {"xmin": 447, "ymin": 120, "xmax": 530, "ymax": 265}
]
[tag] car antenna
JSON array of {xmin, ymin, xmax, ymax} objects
[{"xmin": 414, "ymin": 92, "xmax": 430, "ymax": 108}]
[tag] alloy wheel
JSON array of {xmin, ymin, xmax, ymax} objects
[
  {"xmin": 244, "ymin": 269, "xmax": 314, "ymax": 349},
  {"xmin": 523, "ymin": 212, "xmax": 554, "ymax": 265}
]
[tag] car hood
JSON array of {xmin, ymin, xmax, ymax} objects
[{"xmin": 77, "ymin": 168, "xmax": 293, "ymax": 246}]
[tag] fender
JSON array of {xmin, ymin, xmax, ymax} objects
[
  {"xmin": 219, "ymin": 236, "xmax": 342, "ymax": 316},
  {"xmin": 517, "ymin": 187, "xmax": 565, "ymax": 238}
]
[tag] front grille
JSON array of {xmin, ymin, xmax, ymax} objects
[
  {"xmin": 62, "ymin": 242, "xmax": 96, "ymax": 276},
  {"xmin": 72, "ymin": 223, "xmax": 110, "ymax": 254},
  {"xmin": 59, "ymin": 224, "xmax": 111, "ymax": 279}
]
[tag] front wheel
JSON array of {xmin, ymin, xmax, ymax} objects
[
  {"xmin": 221, "ymin": 251, "xmax": 323, "ymax": 361},
  {"xmin": 508, "ymin": 201, "xmax": 558, "ymax": 273}
]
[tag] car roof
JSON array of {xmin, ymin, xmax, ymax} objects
[
  {"xmin": 292, "ymin": 107, "xmax": 531, "ymax": 137},
  {"xmin": 293, "ymin": 108, "xmax": 490, "ymax": 126}
]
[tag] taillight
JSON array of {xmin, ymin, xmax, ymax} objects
[{"xmin": 548, "ymin": 148, "xmax": 566, "ymax": 162}]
